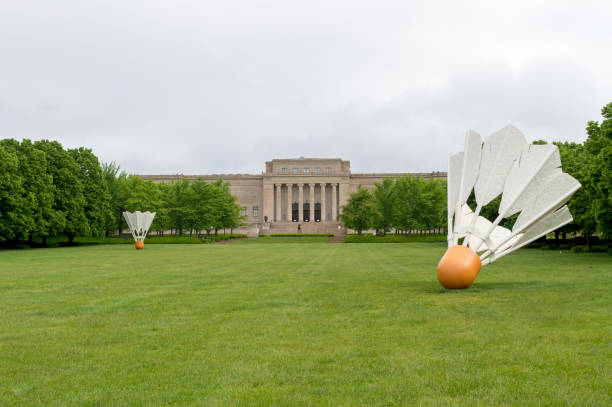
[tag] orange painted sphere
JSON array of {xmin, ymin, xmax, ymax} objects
[
  {"xmin": 135, "ymin": 241, "xmax": 144, "ymax": 250},
  {"xmin": 437, "ymin": 245, "xmax": 482, "ymax": 289}
]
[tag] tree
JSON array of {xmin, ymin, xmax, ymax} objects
[
  {"xmin": 429, "ymin": 179, "xmax": 447, "ymax": 234},
  {"xmin": 0, "ymin": 144, "xmax": 26, "ymax": 242},
  {"xmin": 340, "ymin": 186, "xmax": 374, "ymax": 235},
  {"xmin": 165, "ymin": 179, "xmax": 193, "ymax": 235},
  {"xmin": 102, "ymin": 162, "xmax": 129, "ymax": 236},
  {"xmin": 584, "ymin": 102, "xmax": 612, "ymax": 239},
  {"xmin": 70, "ymin": 147, "xmax": 111, "ymax": 237},
  {"xmin": 34, "ymin": 140, "xmax": 88, "ymax": 244},
  {"xmin": 0, "ymin": 139, "xmax": 57, "ymax": 243},
  {"xmin": 371, "ymin": 178, "xmax": 396, "ymax": 235},
  {"xmin": 188, "ymin": 179, "xmax": 216, "ymax": 236},
  {"xmin": 556, "ymin": 142, "xmax": 597, "ymax": 248},
  {"xmin": 125, "ymin": 176, "xmax": 161, "ymax": 212},
  {"xmin": 211, "ymin": 179, "xmax": 244, "ymax": 235},
  {"xmin": 392, "ymin": 176, "xmax": 429, "ymax": 234}
]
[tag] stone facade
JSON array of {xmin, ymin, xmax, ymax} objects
[{"xmin": 141, "ymin": 158, "xmax": 446, "ymax": 234}]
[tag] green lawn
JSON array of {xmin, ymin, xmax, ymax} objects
[{"xmin": 0, "ymin": 241, "xmax": 610, "ymax": 406}]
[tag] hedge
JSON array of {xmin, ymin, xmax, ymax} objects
[
  {"xmin": 344, "ymin": 234, "xmax": 446, "ymax": 243},
  {"xmin": 270, "ymin": 233, "xmax": 334, "ymax": 237}
]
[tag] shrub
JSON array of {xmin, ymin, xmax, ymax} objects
[
  {"xmin": 145, "ymin": 236, "xmax": 207, "ymax": 244},
  {"xmin": 526, "ymin": 242, "xmax": 546, "ymax": 249},
  {"xmin": 571, "ymin": 245, "xmax": 587, "ymax": 253},
  {"xmin": 608, "ymin": 248, "xmax": 612, "ymax": 256},
  {"xmin": 590, "ymin": 245, "xmax": 608, "ymax": 253},
  {"xmin": 344, "ymin": 234, "xmax": 446, "ymax": 243},
  {"xmin": 0, "ymin": 244, "xmax": 31, "ymax": 250}
]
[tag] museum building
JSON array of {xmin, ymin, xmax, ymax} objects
[{"xmin": 141, "ymin": 158, "xmax": 446, "ymax": 235}]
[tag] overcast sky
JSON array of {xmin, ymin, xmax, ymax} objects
[{"xmin": 1, "ymin": 0, "xmax": 611, "ymax": 175}]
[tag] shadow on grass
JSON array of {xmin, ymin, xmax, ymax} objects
[{"xmin": 413, "ymin": 280, "xmax": 571, "ymax": 294}]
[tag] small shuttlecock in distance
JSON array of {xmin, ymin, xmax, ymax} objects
[
  {"xmin": 438, "ymin": 125, "xmax": 580, "ymax": 289},
  {"xmin": 123, "ymin": 211, "xmax": 156, "ymax": 249}
]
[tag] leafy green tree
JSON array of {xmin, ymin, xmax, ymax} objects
[
  {"xmin": 70, "ymin": 148, "xmax": 111, "ymax": 237},
  {"xmin": 0, "ymin": 144, "xmax": 26, "ymax": 242},
  {"xmin": 151, "ymin": 182, "xmax": 171, "ymax": 236},
  {"xmin": 371, "ymin": 179, "xmax": 396, "ymax": 235},
  {"xmin": 188, "ymin": 179, "xmax": 216, "ymax": 236},
  {"xmin": 34, "ymin": 140, "xmax": 88, "ymax": 244},
  {"xmin": 392, "ymin": 176, "xmax": 429, "ymax": 233},
  {"xmin": 210, "ymin": 178, "xmax": 245, "ymax": 235},
  {"xmin": 125, "ymin": 176, "xmax": 161, "ymax": 212},
  {"xmin": 340, "ymin": 186, "xmax": 374, "ymax": 235},
  {"xmin": 165, "ymin": 179, "xmax": 193, "ymax": 235},
  {"xmin": 429, "ymin": 179, "xmax": 447, "ymax": 234},
  {"xmin": 102, "ymin": 162, "xmax": 129, "ymax": 236},
  {"xmin": 0, "ymin": 139, "xmax": 57, "ymax": 243},
  {"xmin": 556, "ymin": 142, "xmax": 597, "ymax": 248},
  {"xmin": 584, "ymin": 102, "xmax": 612, "ymax": 239}
]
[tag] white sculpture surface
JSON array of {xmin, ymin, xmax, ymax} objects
[
  {"xmin": 122, "ymin": 211, "xmax": 156, "ymax": 243},
  {"xmin": 447, "ymin": 125, "xmax": 580, "ymax": 265}
]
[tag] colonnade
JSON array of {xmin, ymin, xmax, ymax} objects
[{"xmin": 274, "ymin": 183, "xmax": 339, "ymax": 222}]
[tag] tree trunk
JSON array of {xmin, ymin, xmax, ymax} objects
[
  {"xmin": 586, "ymin": 233, "xmax": 591, "ymax": 250},
  {"xmin": 42, "ymin": 235, "xmax": 47, "ymax": 246},
  {"xmin": 68, "ymin": 235, "xmax": 74, "ymax": 244},
  {"xmin": 555, "ymin": 230, "xmax": 560, "ymax": 249}
]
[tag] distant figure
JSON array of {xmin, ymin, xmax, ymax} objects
[{"xmin": 297, "ymin": 224, "xmax": 301, "ymax": 233}]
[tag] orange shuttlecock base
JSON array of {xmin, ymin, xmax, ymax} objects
[
  {"xmin": 135, "ymin": 241, "xmax": 144, "ymax": 250},
  {"xmin": 437, "ymin": 245, "xmax": 482, "ymax": 289}
]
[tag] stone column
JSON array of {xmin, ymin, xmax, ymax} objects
[
  {"xmin": 298, "ymin": 183, "xmax": 304, "ymax": 222},
  {"xmin": 321, "ymin": 183, "xmax": 327, "ymax": 222},
  {"xmin": 309, "ymin": 183, "xmax": 315, "ymax": 222},
  {"xmin": 331, "ymin": 183, "xmax": 337, "ymax": 221},
  {"xmin": 263, "ymin": 183, "xmax": 274, "ymax": 223},
  {"xmin": 275, "ymin": 184, "xmax": 281, "ymax": 222},
  {"xmin": 338, "ymin": 182, "xmax": 350, "ymax": 217},
  {"xmin": 286, "ymin": 184, "xmax": 292, "ymax": 222}
]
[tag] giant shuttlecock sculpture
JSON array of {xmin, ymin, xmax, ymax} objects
[
  {"xmin": 123, "ymin": 211, "xmax": 156, "ymax": 250},
  {"xmin": 438, "ymin": 125, "xmax": 580, "ymax": 289}
]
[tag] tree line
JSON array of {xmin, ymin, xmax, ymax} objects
[
  {"xmin": 340, "ymin": 176, "xmax": 447, "ymax": 235},
  {"xmin": 0, "ymin": 139, "xmax": 245, "ymax": 245},
  {"xmin": 341, "ymin": 102, "xmax": 612, "ymax": 244}
]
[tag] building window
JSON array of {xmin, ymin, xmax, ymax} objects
[
  {"xmin": 304, "ymin": 168, "xmax": 310, "ymax": 173},
  {"xmin": 253, "ymin": 206, "xmax": 259, "ymax": 217},
  {"xmin": 240, "ymin": 206, "xmax": 247, "ymax": 217},
  {"xmin": 293, "ymin": 168, "xmax": 298, "ymax": 173},
  {"xmin": 315, "ymin": 167, "xmax": 321, "ymax": 173},
  {"xmin": 326, "ymin": 167, "xmax": 332, "ymax": 173},
  {"xmin": 282, "ymin": 167, "xmax": 288, "ymax": 173}
]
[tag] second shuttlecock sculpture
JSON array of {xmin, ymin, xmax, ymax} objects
[
  {"xmin": 438, "ymin": 125, "xmax": 580, "ymax": 289},
  {"xmin": 123, "ymin": 211, "xmax": 156, "ymax": 250}
]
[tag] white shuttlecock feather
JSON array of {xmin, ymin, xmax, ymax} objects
[{"xmin": 438, "ymin": 125, "xmax": 580, "ymax": 289}]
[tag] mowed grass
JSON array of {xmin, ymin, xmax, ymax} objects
[{"xmin": 0, "ymin": 241, "xmax": 610, "ymax": 406}]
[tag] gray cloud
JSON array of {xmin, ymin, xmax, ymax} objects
[{"xmin": 1, "ymin": 0, "xmax": 611, "ymax": 175}]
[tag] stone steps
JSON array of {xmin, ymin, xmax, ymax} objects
[{"xmin": 266, "ymin": 221, "xmax": 344, "ymax": 235}]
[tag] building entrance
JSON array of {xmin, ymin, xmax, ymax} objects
[
  {"xmin": 292, "ymin": 203, "xmax": 298, "ymax": 222},
  {"xmin": 314, "ymin": 203, "xmax": 321, "ymax": 222},
  {"xmin": 303, "ymin": 203, "xmax": 310, "ymax": 222}
]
